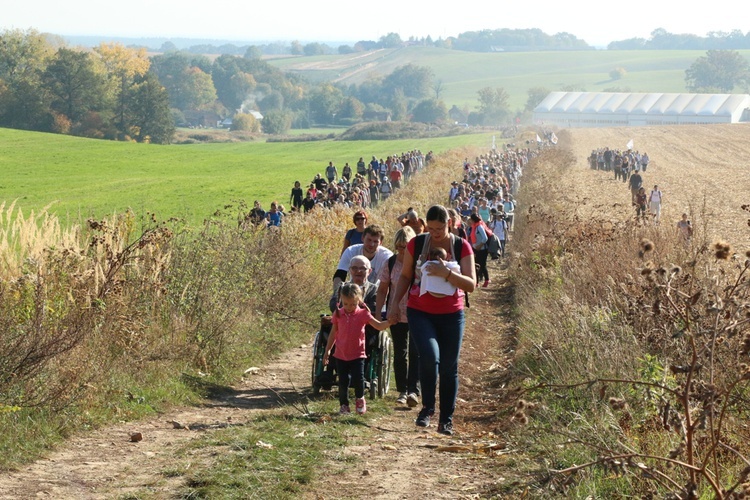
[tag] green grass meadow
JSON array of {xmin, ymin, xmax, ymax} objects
[
  {"xmin": 0, "ymin": 127, "xmax": 494, "ymax": 227},
  {"xmin": 269, "ymin": 46, "xmax": 750, "ymax": 110}
]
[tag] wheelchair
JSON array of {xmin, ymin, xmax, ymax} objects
[{"xmin": 311, "ymin": 314, "xmax": 391, "ymax": 399}]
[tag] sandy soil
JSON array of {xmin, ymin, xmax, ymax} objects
[{"xmin": 0, "ymin": 348, "xmax": 313, "ymax": 499}]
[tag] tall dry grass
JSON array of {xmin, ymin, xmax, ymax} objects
[
  {"xmin": 376, "ymin": 147, "xmax": 477, "ymax": 234},
  {"xmin": 0, "ymin": 147, "xmax": 471, "ymax": 466},
  {"xmin": 510, "ymin": 142, "xmax": 750, "ymax": 497},
  {"xmin": 0, "ymin": 205, "xmax": 345, "ymax": 412}
]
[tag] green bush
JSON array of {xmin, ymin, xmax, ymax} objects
[
  {"xmin": 231, "ymin": 113, "xmax": 261, "ymax": 133},
  {"xmin": 261, "ymin": 110, "xmax": 292, "ymax": 135}
]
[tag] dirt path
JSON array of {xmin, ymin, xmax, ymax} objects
[
  {"xmin": 316, "ymin": 260, "xmax": 520, "ymax": 499},
  {"xmin": 0, "ymin": 348, "xmax": 312, "ymax": 499},
  {"xmin": 0, "ymin": 260, "xmax": 518, "ymax": 499}
]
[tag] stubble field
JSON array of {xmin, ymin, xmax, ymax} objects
[{"xmin": 554, "ymin": 124, "xmax": 750, "ymax": 250}]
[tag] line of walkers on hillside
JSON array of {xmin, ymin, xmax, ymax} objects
[
  {"xmin": 321, "ymin": 144, "xmax": 536, "ymax": 436},
  {"xmin": 245, "ymin": 150, "xmax": 432, "ymax": 227},
  {"xmin": 589, "ymin": 146, "xmax": 663, "ymax": 224}
]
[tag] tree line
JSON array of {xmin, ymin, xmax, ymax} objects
[
  {"xmin": 0, "ymin": 30, "xmax": 175, "ymax": 143},
  {"xmin": 4, "ymin": 27, "xmax": 745, "ymax": 146},
  {"xmin": 142, "ymin": 29, "xmax": 593, "ymax": 56},
  {"xmin": 608, "ymin": 28, "xmax": 750, "ymax": 50},
  {"xmin": 0, "ymin": 29, "xmax": 529, "ymax": 144},
  {"xmin": 129, "ymin": 28, "xmax": 750, "ymax": 57}
]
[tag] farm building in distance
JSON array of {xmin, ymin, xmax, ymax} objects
[{"xmin": 533, "ymin": 92, "xmax": 750, "ymax": 128}]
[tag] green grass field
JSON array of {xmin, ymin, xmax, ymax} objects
[
  {"xmin": 0, "ymin": 128, "xmax": 494, "ymax": 227},
  {"xmin": 268, "ymin": 46, "xmax": 750, "ymax": 111}
]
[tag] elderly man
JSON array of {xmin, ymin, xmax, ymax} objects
[
  {"xmin": 333, "ymin": 224, "xmax": 392, "ymax": 294},
  {"xmin": 329, "ymin": 255, "xmax": 378, "ymax": 313},
  {"xmin": 328, "ymin": 255, "xmax": 381, "ymax": 370}
]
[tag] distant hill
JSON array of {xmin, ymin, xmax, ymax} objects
[{"xmin": 268, "ymin": 46, "xmax": 750, "ymax": 110}]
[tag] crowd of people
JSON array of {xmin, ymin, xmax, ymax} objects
[
  {"xmin": 589, "ymin": 147, "xmax": 650, "ymax": 179},
  {"xmin": 246, "ymin": 150, "xmax": 432, "ymax": 227},
  {"xmin": 314, "ymin": 134, "xmax": 700, "ymax": 440},
  {"xmin": 590, "ymin": 146, "xmax": 663, "ymax": 224},
  {"xmin": 591, "ymin": 146, "xmax": 700, "ymax": 244},
  {"xmin": 322, "ymin": 144, "xmax": 534, "ymax": 436}
]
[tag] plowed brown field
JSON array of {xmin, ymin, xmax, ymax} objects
[{"xmin": 556, "ymin": 124, "xmax": 750, "ymax": 249}]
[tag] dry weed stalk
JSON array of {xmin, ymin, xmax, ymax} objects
[
  {"xmin": 0, "ymin": 209, "xmax": 176, "ymax": 409},
  {"xmin": 512, "ymin": 147, "xmax": 750, "ymax": 497},
  {"xmin": 547, "ymin": 237, "xmax": 750, "ymax": 498}
]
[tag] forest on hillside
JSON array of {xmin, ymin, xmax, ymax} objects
[
  {"xmin": 0, "ymin": 29, "xmax": 516, "ymax": 143},
  {"xmin": 2, "ymin": 27, "xmax": 748, "ymax": 145}
]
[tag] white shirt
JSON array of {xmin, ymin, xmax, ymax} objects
[
  {"xmin": 419, "ymin": 260, "xmax": 461, "ymax": 296},
  {"xmin": 337, "ymin": 244, "xmax": 394, "ymax": 285}
]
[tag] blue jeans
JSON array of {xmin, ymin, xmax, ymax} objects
[{"xmin": 407, "ymin": 308, "xmax": 465, "ymax": 424}]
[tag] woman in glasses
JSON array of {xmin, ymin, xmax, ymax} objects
[
  {"xmin": 342, "ymin": 210, "xmax": 368, "ymax": 254},
  {"xmin": 388, "ymin": 205, "xmax": 475, "ymax": 436}
]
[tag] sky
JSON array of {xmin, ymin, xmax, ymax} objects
[{"xmin": 2, "ymin": 0, "xmax": 746, "ymax": 47}]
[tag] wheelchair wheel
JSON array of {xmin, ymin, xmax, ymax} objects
[
  {"xmin": 369, "ymin": 377, "xmax": 377, "ymax": 400},
  {"xmin": 311, "ymin": 331, "xmax": 322, "ymax": 395},
  {"xmin": 377, "ymin": 331, "xmax": 391, "ymax": 398},
  {"xmin": 311, "ymin": 331, "xmax": 325, "ymax": 396}
]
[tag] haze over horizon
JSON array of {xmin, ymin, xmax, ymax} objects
[{"xmin": 3, "ymin": 0, "xmax": 747, "ymax": 48}]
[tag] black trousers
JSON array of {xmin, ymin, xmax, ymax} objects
[
  {"xmin": 336, "ymin": 357, "xmax": 365, "ymax": 406},
  {"xmin": 391, "ymin": 322, "xmax": 420, "ymax": 394},
  {"xmin": 475, "ymin": 247, "xmax": 489, "ymax": 282}
]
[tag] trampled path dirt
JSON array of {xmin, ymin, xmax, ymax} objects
[
  {"xmin": 0, "ymin": 257, "xmax": 519, "ymax": 500},
  {"xmin": 0, "ymin": 350, "xmax": 313, "ymax": 499}
]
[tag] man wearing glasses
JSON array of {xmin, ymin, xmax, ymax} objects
[{"xmin": 329, "ymin": 255, "xmax": 378, "ymax": 313}]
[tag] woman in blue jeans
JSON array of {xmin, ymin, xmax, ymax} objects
[{"xmin": 388, "ymin": 205, "xmax": 475, "ymax": 435}]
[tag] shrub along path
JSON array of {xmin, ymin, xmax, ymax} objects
[{"xmin": 0, "ymin": 259, "xmax": 522, "ymax": 499}]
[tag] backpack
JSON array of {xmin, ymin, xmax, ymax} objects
[
  {"xmin": 481, "ymin": 220, "xmax": 493, "ymax": 239},
  {"xmin": 487, "ymin": 233, "xmax": 500, "ymax": 258},
  {"xmin": 469, "ymin": 221, "xmax": 492, "ymax": 248}
]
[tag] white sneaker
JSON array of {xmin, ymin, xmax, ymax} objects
[
  {"xmin": 406, "ymin": 393, "xmax": 419, "ymax": 408},
  {"xmin": 396, "ymin": 392, "xmax": 408, "ymax": 405}
]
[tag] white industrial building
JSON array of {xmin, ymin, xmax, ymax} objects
[{"xmin": 533, "ymin": 92, "xmax": 750, "ymax": 128}]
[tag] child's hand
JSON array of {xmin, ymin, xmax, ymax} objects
[
  {"xmin": 387, "ymin": 310, "xmax": 399, "ymax": 325},
  {"xmin": 323, "ymin": 352, "xmax": 329, "ymax": 366}
]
